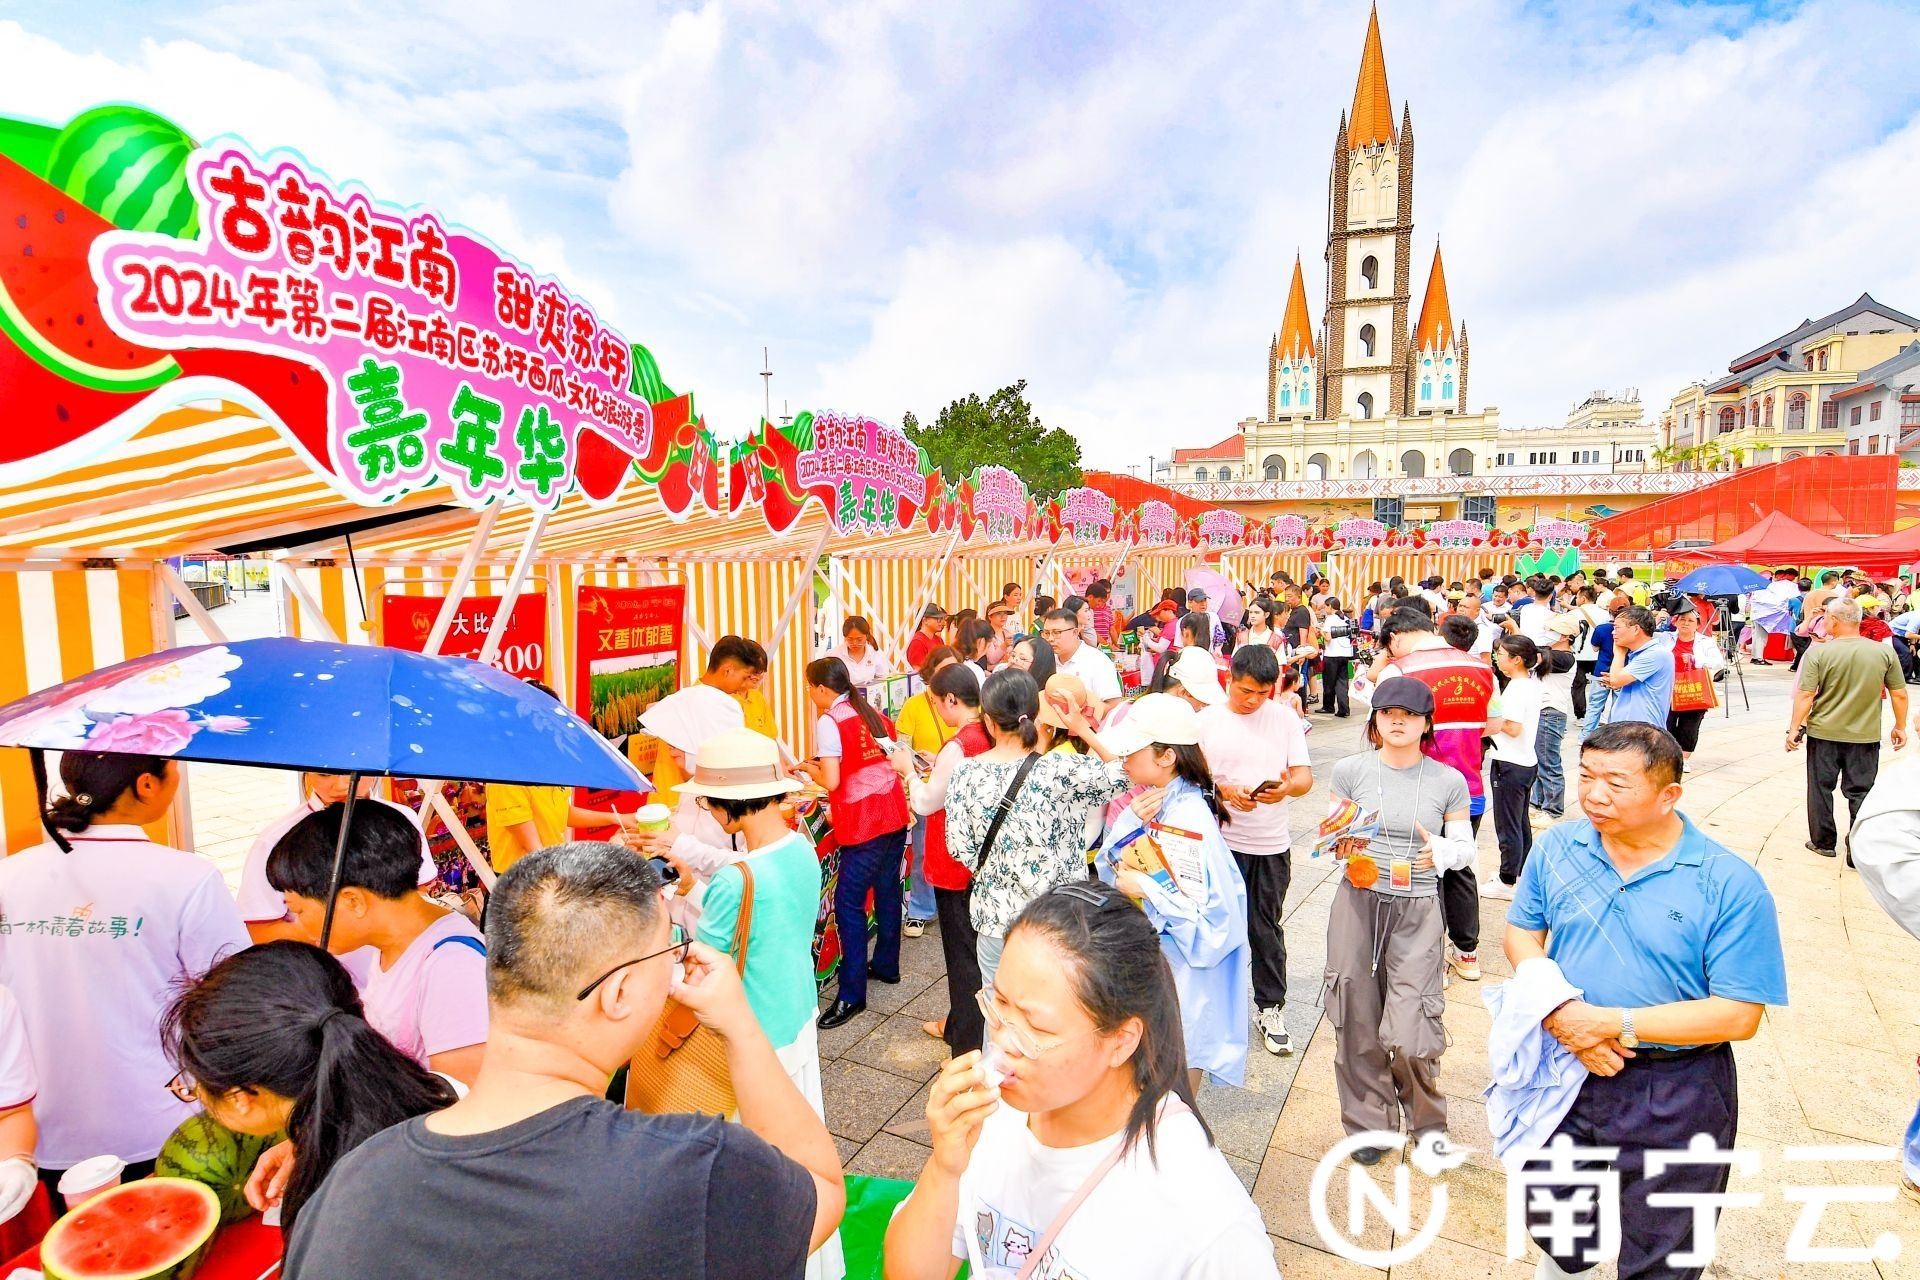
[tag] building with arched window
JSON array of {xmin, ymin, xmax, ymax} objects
[{"xmin": 1656, "ymin": 293, "xmax": 1920, "ymax": 469}]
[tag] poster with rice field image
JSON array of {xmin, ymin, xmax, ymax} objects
[{"xmin": 574, "ymin": 585, "xmax": 686, "ymax": 775}]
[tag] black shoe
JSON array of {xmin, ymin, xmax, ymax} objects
[
  {"xmin": 1351, "ymin": 1146, "xmax": 1386, "ymax": 1167},
  {"xmin": 870, "ymin": 971, "xmax": 901, "ymax": 985},
  {"xmin": 817, "ymin": 1000, "xmax": 866, "ymax": 1029},
  {"xmin": 1806, "ymin": 841, "xmax": 1836, "ymax": 858}
]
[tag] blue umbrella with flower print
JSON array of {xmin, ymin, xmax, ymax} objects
[{"xmin": 0, "ymin": 637, "xmax": 647, "ymax": 943}]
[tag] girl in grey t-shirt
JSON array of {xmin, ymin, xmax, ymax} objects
[{"xmin": 1320, "ymin": 679, "xmax": 1474, "ymax": 1158}]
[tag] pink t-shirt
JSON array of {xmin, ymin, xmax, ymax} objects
[
  {"xmin": 359, "ymin": 912, "xmax": 489, "ymax": 1066},
  {"xmin": 1197, "ymin": 701, "xmax": 1312, "ymax": 855}
]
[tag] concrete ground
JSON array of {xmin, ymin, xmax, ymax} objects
[{"xmin": 175, "ymin": 594, "xmax": 1920, "ymax": 1276}]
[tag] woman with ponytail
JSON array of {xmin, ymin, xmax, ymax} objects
[
  {"xmin": 883, "ymin": 882, "xmax": 1278, "ymax": 1280},
  {"xmin": 944, "ymin": 671, "xmax": 1133, "ymax": 994},
  {"xmin": 1489, "ymin": 633, "xmax": 1549, "ymax": 891},
  {"xmin": 0, "ymin": 752, "xmax": 250, "ymax": 1209},
  {"xmin": 164, "ymin": 941, "xmax": 457, "ymax": 1233},
  {"xmin": 801, "ymin": 657, "xmax": 913, "ymax": 1030}
]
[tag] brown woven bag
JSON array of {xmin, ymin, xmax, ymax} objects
[{"xmin": 624, "ymin": 864, "xmax": 755, "ymax": 1116}]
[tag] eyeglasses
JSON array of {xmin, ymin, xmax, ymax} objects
[
  {"xmin": 1040, "ymin": 627, "xmax": 1075, "ymax": 640},
  {"xmin": 576, "ymin": 926, "xmax": 691, "ymax": 1001},
  {"xmin": 165, "ymin": 1070, "xmax": 198, "ymax": 1103},
  {"xmin": 975, "ymin": 984, "xmax": 1078, "ymax": 1060}
]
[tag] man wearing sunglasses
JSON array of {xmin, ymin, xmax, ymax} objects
[{"xmin": 283, "ymin": 842, "xmax": 846, "ymax": 1280}]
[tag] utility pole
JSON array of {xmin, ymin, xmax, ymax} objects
[{"xmin": 760, "ymin": 347, "xmax": 772, "ymax": 424}]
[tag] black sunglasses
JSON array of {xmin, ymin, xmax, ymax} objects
[{"xmin": 575, "ymin": 926, "xmax": 690, "ymax": 1001}]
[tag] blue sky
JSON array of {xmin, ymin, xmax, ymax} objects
[{"xmin": 5, "ymin": 0, "xmax": 1919, "ymax": 469}]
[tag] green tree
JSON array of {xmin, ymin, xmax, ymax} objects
[{"xmin": 902, "ymin": 380, "xmax": 1083, "ymax": 497}]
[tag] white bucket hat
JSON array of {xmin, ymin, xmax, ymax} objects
[
  {"xmin": 638, "ymin": 685, "xmax": 744, "ymax": 755},
  {"xmin": 1166, "ymin": 646, "xmax": 1227, "ymax": 706},
  {"xmin": 673, "ymin": 727, "xmax": 804, "ymax": 800},
  {"xmin": 1102, "ymin": 692, "xmax": 1203, "ymax": 758}
]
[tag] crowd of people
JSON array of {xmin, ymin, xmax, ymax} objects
[{"xmin": 7, "ymin": 551, "xmax": 1914, "ymax": 1278}]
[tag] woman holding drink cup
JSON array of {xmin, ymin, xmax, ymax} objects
[{"xmin": 1322, "ymin": 677, "xmax": 1475, "ymax": 1163}]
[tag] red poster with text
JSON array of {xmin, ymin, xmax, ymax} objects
[
  {"xmin": 381, "ymin": 593, "xmax": 549, "ymax": 680},
  {"xmin": 574, "ymin": 584, "xmax": 687, "ymax": 783}
]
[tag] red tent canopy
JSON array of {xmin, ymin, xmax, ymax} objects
[
  {"xmin": 1680, "ymin": 511, "xmax": 1914, "ymax": 575},
  {"xmin": 1856, "ymin": 524, "xmax": 1920, "ymax": 561}
]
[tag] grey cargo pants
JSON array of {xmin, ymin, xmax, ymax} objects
[{"xmin": 1323, "ymin": 879, "xmax": 1449, "ymax": 1139}]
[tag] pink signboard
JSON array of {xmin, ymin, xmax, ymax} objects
[
  {"xmin": 1531, "ymin": 518, "xmax": 1591, "ymax": 547},
  {"xmin": 1425, "ymin": 519, "xmax": 1491, "ymax": 548},
  {"xmin": 1269, "ymin": 515, "xmax": 1309, "ymax": 548},
  {"xmin": 970, "ymin": 465, "xmax": 1028, "ymax": 542},
  {"xmin": 794, "ymin": 411, "xmax": 927, "ymax": 534},
  {"xmin": 1137, "ymin": 500, "xmax": 1178, "ymax": 546},
  {"xmin": 1333, "ymin": 517, "xmax": 1389, "ymax": 547},
  {"xmin": 90, "ymin": 144, "xmax": 654, "ymax": 510},
  {"xmin": 1196, "ymin": 508, "xmax": 1244, "ymax": 549},
  {"xmin": 1056, "ymin": 487, "xmax": 1117, "ymax": 542}
]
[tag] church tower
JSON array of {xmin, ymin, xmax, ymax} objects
[
  {"xmin": 1321, "ymin": 3, "xmax": 1415, "ymax": 423},
  {"xmin": 1267, "ymin": 255, "xmax": 1317, "ymax": 421},
  {"xmin": 1408, "ymin": 242, "xmax": 1467, "ymax": 415}
]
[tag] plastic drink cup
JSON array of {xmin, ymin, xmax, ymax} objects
[
  {"xmin": 57, "ymin": 1155, "xmax": 126, "ymax": 1204},
  {"xmin": 633, "ymin": 803, "xmax": 673, "ymax": 835}
]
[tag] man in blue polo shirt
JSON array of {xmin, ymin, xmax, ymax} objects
[
  {"xmin": 1595, "ymin": 605, "xmax": 1674, "ymax": 731},
  {"xmin": 1506, "ymin": 722, "xmax": 1786, "ymax": 1280}
]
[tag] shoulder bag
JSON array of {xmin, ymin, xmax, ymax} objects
[
  {"xmin": 625, "ymin": 863, "xmax": 755, "ymax": 1117},
  {"xmin": 977, "ymin": 752, "xmax": 1041, "ymax": 869}
]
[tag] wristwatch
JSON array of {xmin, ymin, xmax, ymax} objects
[{"xmin": 1618, "ymin": 1008, "xmax": 1639, "ymax": 1049}]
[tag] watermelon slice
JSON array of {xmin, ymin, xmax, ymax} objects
[
  {"xmin": 0, "ymin": 153, "xmax": 178, "ymax": 392},
  {"xmin": 40, "ymin": 1177, "xmax": 220, "ymax": 1280}
]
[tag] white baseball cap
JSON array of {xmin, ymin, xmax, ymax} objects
[
  {"xmin": 1165, "ymin": 646, "xmax": 1227, "ymax": 706},
  {"xmin": 1102, "ymin": 693, "xmax": 1204, "ymax": 758}
]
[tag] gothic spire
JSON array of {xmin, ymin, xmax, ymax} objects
[
  {"xmin": 1347, "ymin": 4, "xmax": 1395, "ymax": 150},
  {"xmin": 1279, "ymin": 255, "xmax": 1316, "ymax": 359},
  {"xmin": 1414, "ymin": 242, "xmax": 1453, "ymax": 351}
]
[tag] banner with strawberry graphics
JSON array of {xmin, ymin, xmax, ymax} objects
[
  {"xmin": 1054, "ymin": 487, "xmax": 1117, "ymax": 544},
  {"xmin": 968, "ymin": 466, "xmax": 1030, "ymax": 543},
  {"xmin": 1138, "ymin": 501, "xmax": 1179, "ymax": 546},
  {"xmin": 1195, "ymin": 508, "xmax": 1245, "ymax": 550},
  {"xmin": 729, "ymin": 410, "xmax": 930, "ymax": 537},
  {"xmin": 1333, "ymin": 517, "xmax": 1390, "ymax": 548},
  {"xmin": 88, "ymin": 143, "xmax": 655, "ymax": 511},
  {"xmin": 1270, "ymin": 515, "xmax": 1309, "ymax": 548},
  {"xmin": 1422, "ymin": 519, "xmax": 1492, "ymax": 549}
]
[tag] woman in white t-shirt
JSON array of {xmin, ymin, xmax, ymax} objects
[
  {"xmin": 0, "ymin": 987, "xmax": 39, "ymax": 1228},
  {"xmin": 1488, "ymin": 635, "xmax": 1547, "ymax": 892},
  {"xmin": 1235, "ymin": 597, "xmax": 1281, "ymax": 654},
  {"xmin": 884, "ymin": 881, "xmax": 1278, "ymax": 1280},
  {"xmin": 2, "ymin": 752, "xmax": 250, "ymax": 1206},
  {"xmin": 238, "ymin": 773, "xmax": 439, "ymax": 945}
]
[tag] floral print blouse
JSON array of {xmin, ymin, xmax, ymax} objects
[{"xmin": 944, "ymin": 750, "xmax": 1131, "ymax": 937}]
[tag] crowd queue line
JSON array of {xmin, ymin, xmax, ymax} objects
[{"xmin": 2, "ymin": 562, "xmax": 1918, "ymax": 1279}]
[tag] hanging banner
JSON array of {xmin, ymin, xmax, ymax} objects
[
  {"xmin": 380, "ymin": 592, "xmax": 548, "ymax": 680},
  {"xmin": 1333, "ymin": 517, "xmax": 1390, "ymax": 548},
  {"xmin": 794, "ymin": 410, "xmax": 928, "ymax": 535},
  {"xmin": 91, "ymin": 143, "xmax": 655, "ymax": 510},
  {"xmin": 1530, "ymin": 519, "xmax": 1592, "ymax": 548},
  {"xmin": 574, "ymin": 584, "xmax": 686, "ymax": 775}
]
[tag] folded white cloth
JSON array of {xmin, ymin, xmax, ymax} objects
[{"xmin": 1482, "ymin": 956, "xmax": 1588, "ymax": 1161}]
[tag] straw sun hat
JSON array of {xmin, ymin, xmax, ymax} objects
[{"xmin": 673, "ymin": 727, "xmax": 804, "ymax": 800}]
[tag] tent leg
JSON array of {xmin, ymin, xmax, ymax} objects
[
  {"xmin": 887, "ymin": 528, "xmax": 962, "ymax": 659},
  {"xmin": 276, "ymin": 562, "xmax": 341, "ymax": 643},
  {"xmin": 766, "ymin": 524, "xmax": 834, "ymax": 656},
  {"xmin": 157, "ymin": 562, "xmax": 229, "ymax": 644},
  {"xmin": 423, "ymin": 503, "xmax": 502, "ymax": 656},
  {"xmin": 318, "ymin": 775, "xmax": 361, "ymax": 950},
  {"xmin": 476, "ymin": 510, "xmax": 549, "ymax": 668}
]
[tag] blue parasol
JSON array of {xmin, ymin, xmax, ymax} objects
[
  {"xmin": 1668, "ymin": 564, "xmax": 1770, "ymax": 597},
  {"xmin": 0, "ymin": 637, "xmax": 647, "ymax": 943}
]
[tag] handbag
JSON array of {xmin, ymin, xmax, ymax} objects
[
  {"xmin": 1671, "ymin": 644, "xmax": 1717, "ymax": 713},
  {"xmin": 625, "ymin": 863, "xmax": 755, "ymax": 1116}
]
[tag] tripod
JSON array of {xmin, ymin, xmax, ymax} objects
[{"xmin": 1705, "ymin": 594, "xmax": 1750, "ymax": 717}]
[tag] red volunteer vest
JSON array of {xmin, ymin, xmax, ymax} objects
[
  {"xmin": 923, "ymin": 722, "xmax": 992, "ymax": 890},
  {"xmin": 827, "ymin": 699, "xmax": 911, "ymax": 846}
]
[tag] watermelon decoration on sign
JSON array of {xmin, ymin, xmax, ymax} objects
[
  {"xmin": 40, "ymin": 1177, "xmax": 221, "ymax": 1280},
  {"xmin": 45, "ymin": 105, "xmax": 199, "ymax": 237}
]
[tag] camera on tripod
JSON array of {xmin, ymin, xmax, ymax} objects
[{"xmin": 1650, "ymin": 589, "xmax": 1691, "ymax": 616}]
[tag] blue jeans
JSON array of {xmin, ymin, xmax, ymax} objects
[
  {"xmin": 1530, "ymin": 709, "xmax": 1568, "ymax": 815},
  {"xmin": 832, "ymin": 827, "xmax": 907, "ymax": 1006},
  {"xmin": 1581, "ymin": 682, "xmax": 1609, "ymax": 741},
  {"xmin": 906, "ymin": 816, "xmax": 937, "ymax": 921}
]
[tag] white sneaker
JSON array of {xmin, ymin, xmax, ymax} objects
[
  {"xmin": 903, "ymin": 918, "xmax": 929, "ymax": 938},
  {"xmin": 1258, "ymin": 1006, "xmax": 1294, "ymax": 1055},
  {"xmin": 1481, "ymin": 879, "xmax": 1516, "ymax": 901},
  {"xmin": 1448, "ymin": 946, "xmax": 1482, "ymax": 982}
]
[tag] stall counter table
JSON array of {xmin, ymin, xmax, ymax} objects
[{"xmin": 2, "ymin": 1214, "xmax": 281, "ymax": 1279}]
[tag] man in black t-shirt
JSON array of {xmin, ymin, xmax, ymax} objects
[{"xmin": 285, "ymin": 843, "xmax": 844, "ymax": 1280}]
